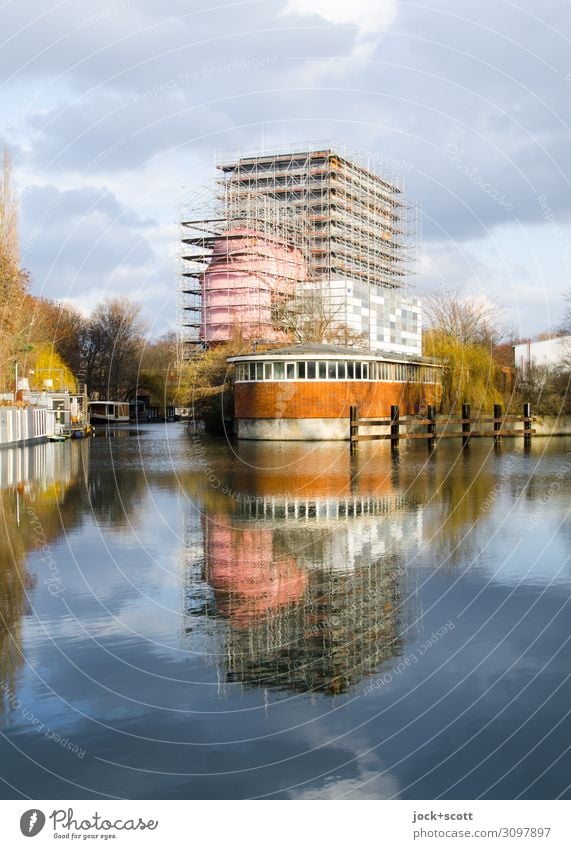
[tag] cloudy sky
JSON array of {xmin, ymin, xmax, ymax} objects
[{"xmin": 2, "ymin": 0, "xmax": 570, "ymax": 338}]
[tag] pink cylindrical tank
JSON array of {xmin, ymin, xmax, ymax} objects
[
  {"xmin": 205, "ymin": 523, "xmax": 307, "ymax": 628},
  {"xmin": 201, "ymin": 228, "xmax": 307, "ymax": 343}
]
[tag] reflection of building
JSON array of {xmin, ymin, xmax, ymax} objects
[
  {"xmin": 180, "ymin": 146, "xmax": 421, "ymax": 354},
  {"xmin": 228, "ymin": 342, "xmax": 442, "ymax": 440},
  {"xmin": 222, "ymin": 543, "xmax": 404, "ymax": 695},
  {"xmin": 182, "ymin": 443, "xmax": 422, "ymax": 695},
  {"xmin": 0, "ymin": 440, "xmax": 85, "ymax": 494},
  {"xmin": 205, "ymin": 524, "xmax": 307, "ymax": 627}
]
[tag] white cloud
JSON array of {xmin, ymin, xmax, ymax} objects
[{"xmin": 283, "ymin": 0, "xmax": 397, "ymax": 35}]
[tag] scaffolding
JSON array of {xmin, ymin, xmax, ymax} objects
[{"xmin": 179, "ymin": 145, "xmax": 415, "ymax": 356}]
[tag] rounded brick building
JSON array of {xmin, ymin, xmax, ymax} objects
[{"xmin": 228, "ymin": 343, "xmax": 442, "ymax": 440}]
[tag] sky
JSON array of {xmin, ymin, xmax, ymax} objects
[{"xmin": 1, "ymin": 0, "xmax": 570, "ymax": 339}]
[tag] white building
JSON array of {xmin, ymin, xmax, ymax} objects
[{"xmin": 513, "ymin": 336, "xmax": 571, "ymax": 375}]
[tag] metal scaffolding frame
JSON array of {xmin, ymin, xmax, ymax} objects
[{"xmin": 179, "ymin": 145, "xmax": 415, "ymax": 356}]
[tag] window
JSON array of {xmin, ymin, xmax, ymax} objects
[
  {"xmin": 338, "ymin": 361, "xmax": 346, "ymax": 379},
  {"xmin": 327, "ymin": 361, "xmax": 337, "ymax": 379},
  {"xmin": 307, "ymin": 361, "xmax": 316, "ymax": 379},
  {"xmin": 264, "ymin": 362, "xmax": 272, "ymax": 380},
  {"xmin": 249, "ymin": 363, "xmax": 255, "ymax": 380},
  {"xmin": 347, "ymin": 362, "xmax": 354, "ymax": 379},
  {"xmin": 369, "ymin": 362, "xmax": 376, "ymax": 380},
  {"xmin": 256, "ymin": 362, "xmax": 263, "ymax": 380},
  {"xmin": 297, "ymin": 362, "xmax": 306, "ymax": 379},
  {"xmin": 355, "ymin": 363, "xmax": 362, "ymax": 380},
  {"xmin": 318, "ymin": 361, "xmax": 327, "ymax": 379},
  {"xmin": 286, "ymin": 363, "xmax": 295, "ymax": 380},
  {"xmin": 362, "ymin": 362, "xmax": 369, "ymax": 380},
  {"xmin": 274, "ymin": 362, "xmax": 285, "ymax": 380}
]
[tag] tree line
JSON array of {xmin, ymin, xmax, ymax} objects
[{"xmin": 0, "ymin": 147, "xmax": 176, "ymax": 403}]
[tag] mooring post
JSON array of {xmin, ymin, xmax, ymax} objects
[
  {"xmin": 462, "ymin": 402, "xmax": 471, "ymax": 448},
  {"xmin": 427, "ymin": 404, "xmax": 436, "ymax": 450},
  {"xmin": 523, "ymin": 402, "xmax": 532, "ymax": 447},
  {"xmin": 390, "ymin": 405, "xmax": 400, "ymax": 453},
  {"xmin": 494, "ymin": 403, "xmax": 502, "ymax": 443},
  {"xmin": 350, "ymin": 404, "xmax": 358, "ymax": 451}
]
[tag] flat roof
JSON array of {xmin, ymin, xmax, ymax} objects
[{"xmin": 227, "ymin": 342, "xmax": 442, "ymax": 366}]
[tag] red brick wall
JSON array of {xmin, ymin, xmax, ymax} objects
[{"xmin": 235, "ymin": 381, "xmax": 441, "ymax": 419}]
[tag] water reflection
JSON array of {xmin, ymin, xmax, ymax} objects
[
  {"xmin": 182, "ymin": 444, "xmax": 428, "ymax": 695},
  {"xmin": 0, "ymin": 441, "xmax": 88, "ymax": 716},
  {"xmin": 1, "ymin": 430, "xmax": 570, "ymax": 799}
]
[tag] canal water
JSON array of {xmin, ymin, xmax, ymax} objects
[{"xmin": 0, "ymin": 425, "xmax": 570, "ymax": 799}]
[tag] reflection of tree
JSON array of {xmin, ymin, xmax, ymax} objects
[
  {"xmin": 421, "ymin": 449, "xmax": 498, "ymax": 563},
  {"xmin": 0, "ymin": 442, "xmax": 88, "ymax": 716},
  {"xmin": 0, "ymin": 487, "xmax": 35, "ymax": 713},
  {"xmin": 86, "ymin": 468, "xmax": 149, "ymax": 528}
]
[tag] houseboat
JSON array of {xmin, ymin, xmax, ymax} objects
[
  {"xmin": 0, "ymin": 380, "xmax": 91, "ymax": 448},
  {"xmin": 227, "ymin": 342, "xmax": 443, "ymax": 441},
  {"xmin": 88, "ymin": 401, "xmax": 130, "ymax": 424}
]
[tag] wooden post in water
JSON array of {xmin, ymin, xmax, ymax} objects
[
  {"xmin": 350, "ymin": 405, "xmax": 358, "ymax": 452},
  {"xmin": 494, "ymin": 403, "xmax": 502, "ymax": 443},
  {"xmin": 523, "ymin": 402, "xmax": 532, "ymax": 447},
  {"xmin": 390, "ymin": 405, "xmax": 400, "ymax": 453},
  {"xmin": 427, "ymin": 404, "xmax": 436, "ymax": 451},
  {"xmin": 462, "ymin": 402, "xmax": 471, "ymax": 448}
]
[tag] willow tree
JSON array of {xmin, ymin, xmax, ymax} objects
[
  {"xmin": 424, "ymin": 330, "xmax": 503, "ymax": 413},
  {"xmin": 421, "ymin": 285, "xmax": 507, "ymax": 413}
]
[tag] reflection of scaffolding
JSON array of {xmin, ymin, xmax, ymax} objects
[
  {"xmin": 182, "ymin": 490, "xmax": 423, "ymax": 696},
  {"xmin": 179, "ymin": 146, "xmax": 415, "ymax": 356},
  {"xmin": 223, "ymin": 554, "xmax": 404, "ymax": 696}
]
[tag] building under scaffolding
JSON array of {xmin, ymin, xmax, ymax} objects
[{"xmin": 179, "ymin": 145, "xmax": 421, "ymax": 356}]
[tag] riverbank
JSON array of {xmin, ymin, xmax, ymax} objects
[{"xmin": 533, "ymin": 414, "xmax": 571, "ymax": 436}]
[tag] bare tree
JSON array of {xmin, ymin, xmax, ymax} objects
[
  {"xmin": 0, "ymin": 147, "xmax": 30, "ymax": 388},
  {"xmin": 0, "ymin": 147, "xmax": 19, "ymax": 266},
  {"xmin": 559, "ymin": 288, "xmax": 571, "ymax": 337},
  {"xmin": 81, "ymin": 297, "xmax": 146, "ymax": 399},
  {"xmin": 423, "ymin": 285, "xmax": 506, "ymax": 347},
  {"xmin": 280, "ymin": 290, "xmax": 365, "ymax": 347}
]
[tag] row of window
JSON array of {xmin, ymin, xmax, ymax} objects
[{"xmin": 234, "ymin": 360, "xmax": 440, "ymax": 384}]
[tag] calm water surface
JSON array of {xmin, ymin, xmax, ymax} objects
[{"xmin": 0, "ymin": 425, "xmax": 570, "ymax": 799}]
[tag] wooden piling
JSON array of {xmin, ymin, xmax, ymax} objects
[
  {"xmin": 462, "ymin": 402, "xmax": 471, "ymax": 448},
  {"xmin": 350, "ymin": 405, "xmax": 358, "ymax": 452},
  {"xmin": 523, "ymin": 402, "xmax": 532, "ymax": 446},
  {"xmin": 390, "ymin": 405, "xmax": 400, "ymax": 453},
  {"xmin": 427, "ymin": 404, "xmax": 436, "ymax": 450},
  {"xmin": 494, "ymin": 404, "xmax": 502, "ymax": 443},
  {"xmin": 348, "ymin": 403, "xmax": 533, "ymax": 448}
]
